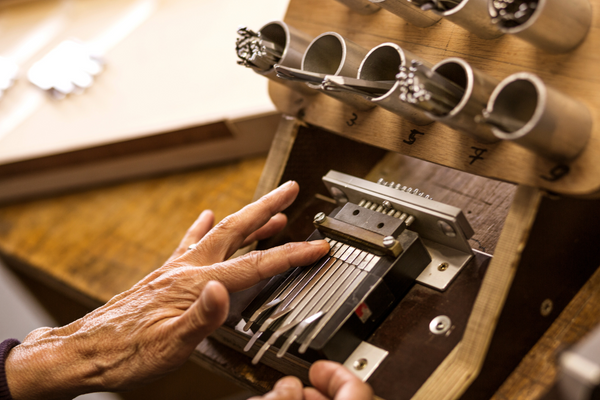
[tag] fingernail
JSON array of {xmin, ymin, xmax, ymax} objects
[
  {"xmin": 309, "ymin": 240, "xmax": 329, "ymax": 248},
  {"xmin": 275, "ymin": 376, "xmax": 302, "ymax": 390},
  {"xmin": 277, "ymin": 180, "xmax": 295, "ymax": 189}
]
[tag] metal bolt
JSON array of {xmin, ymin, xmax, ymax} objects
[
  {"xmin": 314, "ymin": 212, "xmax": 326, "ymax": 224},
  {"xmin": 353, "ymin": 358, "xmax": 368, "ymax": 371},
  {"xmin": 541, "ymin": 299, "xmax": 553, "ymax": 317},
  {"xmin": 438, "ymin": 262, "xmax": 449, "ymax": 271},
  {"xmin": 429, "ymin": 315, "xmax": 452, "ymax": 335},
  {"xmin": 382, "ymin": 200, "xmax": 392, "ymax": 210},
  {"xmin": 383, "ymin": 236, "xmax": 396, "ymax": 248}
]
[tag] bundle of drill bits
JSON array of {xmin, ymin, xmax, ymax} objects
[
  {"xmin": 235, "ymin": 27, "xmax": 283, "ymax": 72},
  {"xmin": 490, "ymin": 0, "xmax": 538, "ymax": 27},
  {"xmin": 408, "ymin": 0, "xmax": 461, "ymax": 12},
  {"xmin": 275, "ymin": 64, "xmax": 394, "ymax": 97},
  {"xmin": 397, "ymin": 60, "xmax": 464, "ymax": 116}
]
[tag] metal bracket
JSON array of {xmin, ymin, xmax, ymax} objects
[
  {"xmin": 343, "ymin": 341, "xmax": 389, "ymax": 382},
  {"xmin": 323, "ymin": 170, "xmax": 474, "ymax": 291}
]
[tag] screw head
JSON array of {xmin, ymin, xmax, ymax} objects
[
  {"xmin": 429, "ymin": 315, "xmax": 452, "ymax": 335},
  {"xmin": 382, "ymin": 200, "xmax": 392, "ymax": 210},
  {"xmin": 353, "ymin": 358, "xmax": 368, "ymax": 371},
  {"xmin": 383, "ymin": 236, "xmax": 396, "ymax": 248},
  {"xmin": 314, "ymin": 212, "xmax": 326, "ymax": 224},
  {"xmin": 541, "ymin": 299, "xmax": 553, "ymax": 317},
  {"xmin": 438, "ymin": 262, "xmax": 449, "ymax": 271}
]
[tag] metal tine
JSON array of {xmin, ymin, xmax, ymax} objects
[
  {"xmin": 277, "ymin": 261, "xmax": 358, "ymax": 358},
  {"xmin": 321, "ymin": 75, "xmax": 395, "ymax": 97},
  {"xmin": 251, "ymin": 245, "xmax": 357, "ymax": 363},
  {"xmin": 260, "ymin": 254, "xmax": 357, "ymax": 362},
  {"xmin": 274, "ymin": 64, "xmax": 327, "ymax": 84},
  {"xmin": 413, "ymin": 0, "xmax": 461, "ymax": 11},
  {"xmin": 277, "ymin": 311, "xmax": 325, "ymax": 358},
  {"xmin": 243, "ymin": 240, "xmax": 340, "ymax": 332},
  {"xmin": 298, "ymin": 268, "xmax": 370, "ymax": 354},
  {"xmin": 245, "ymin": 250, "xmax": 340, "ymax": 351}
]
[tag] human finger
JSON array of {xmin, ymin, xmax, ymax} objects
[
  {"xmin": 194, "ymin": 181, "xmax": 300, "ymax": 265},
  {"xmin": 200, "ymin": 240, "xmax": 330, "ymax": 293},
  {"xmin": 248, "ymin": 376, "xmax": 304, "ymax": 400},
  {"xmin": 168, "ymin": 210, "xmax": 215, "ymax": 262},
  {"xmin": 175, "ymin": 280, "xmax": 229, "ymax": 345},
  {"xmin": 309, "ymin": 361, "xmax": 373, "ymax": 400},
  {"xmin": 241, "ymin": 213, "xmax": 288, "ymax": 248}
]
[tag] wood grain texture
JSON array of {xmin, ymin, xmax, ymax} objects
[
  {"xmin": 270, "ymin": 0, "xmax": 600, "ymax": 196},
  {"xmin": 0, "ymin": 157, "xmax": 267, "ymax": 304},
  {"xmin": 412, "ymin": 185, "xmax": 543, "ymax": 400}
]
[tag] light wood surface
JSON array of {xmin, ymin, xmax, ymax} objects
[{"xmin": 271, "ymin": 0, "xmax": 600, "ymax": 196}]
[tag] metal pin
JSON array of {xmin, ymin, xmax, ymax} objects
[
  {"xmin": 405, "ymin": 215, "xmax": 416, "ymax": 226},
  {"xmin": 321, "ymin": 75, "xmax": 395, "ymax": 97},
  {"xmin": 397, "ymin": 60, "xmax": 465, "ymax": 116},
  {"xmin": 277, "ymin": 311, "xmax": 325, "ymax": 358}
]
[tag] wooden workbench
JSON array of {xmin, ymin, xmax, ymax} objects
[{"xmin": 0, "ymin": 146, "xmax": 598, "ymax": 399}]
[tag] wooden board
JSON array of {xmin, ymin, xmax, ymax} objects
[
  {"xmin": 268, "ymin": 0, "xmax": 600, "ymax": 196},
  {"xmin": 0, "ymin": 0, "xmax": 286, "ymax": 202}
]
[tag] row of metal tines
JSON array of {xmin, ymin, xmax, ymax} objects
[{"xmin": 243, "ymin": 237, "xmax": 381, "ymax": 364}]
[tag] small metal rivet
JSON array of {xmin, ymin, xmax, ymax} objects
[
  {"xmin": 383, "ymin": 236, "xmax": 396, "ymax": 248},
  {"xmin": 353, "ymin": 358, "xmax": 368, "ymax": 371},
  {"xmin": 314, "ymin": 212, "xmax": 326, "ymax": 224},
  {"xmin": 430, "ymin": 315, "xmax": 451, "ymax": 335},
  {"xmin": 541, "ymin": 299, "xmax": 553, "ymax": 317},
  {"xmin": 438, "ymin": 220, "xmax": 456, "ymax": 237},
  {"xmin": 438, "ymin": 262, "xmax": 449, "ymax": 271}
]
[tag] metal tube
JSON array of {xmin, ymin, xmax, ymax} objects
[
  {"xmin": 486, "ymin": 72, "xmax": 592, "ymax": 161},
  {"xmin": 255, "ymin": 21, "xmax": 315, "ymax": 95},
  {"xmin": 357, "ymin": 43, "xmax": 433, "ymax": 125},
  {"xmin": 333, "ymin": 0, "xmax": 381, "ymax": 14},
  {"xmin": 431, "ymin": 0, "xmax": 502, "ymax": 39},
  {"xmin": 490, "ymin": 0, "xmax": 592, "ymax": 53},
  {"xmin": 428, "ymin": 57, "xmax": 500, "ymax": 143},
  {"xmin": 302, "ymin": 32, "xmax": 374, "ymax": 111},
  {"xmin": 368, "ymin": 0, "xmax": 442, "ymax": 27}
]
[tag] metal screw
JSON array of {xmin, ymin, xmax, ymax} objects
[
  {"xmin": 314, "ymin": 212, "xmax": 326, "ymax": 224},
  {"xmin": 383, "ymin": 236, "xmax": 396, "ymax": 248},
  {"xmin": 541, "ymin": 299, "xmax": 553, "ymax": 317},
  {"xmin": 382, "ymin": 200, "xmax": 392, "ymax": 210},
  {"xmin": 429, "ymin": 315, "xmax": 452, "ymax": 335},
  {"xmin": 438, "ymin": 262, "xmax": 449, "ymax": 271},
  {"xmin": 353, "ymin": 358, "xmax": 368, "ymax": 371}
]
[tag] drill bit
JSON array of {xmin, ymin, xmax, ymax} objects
[
  {"xmin": 396, "ymin": 60, "xmax": 465, "ymax": 116},
  {"xmin": 321, "ymin": 75, "xmax": 395, "ymax": 97},
  {"xmin": 490, "ymin": 0, "xmax": 538, "ymax": 27},
  {"xmin": 236, "ymin": 26, "xmax": 283, "ymax": 72}
]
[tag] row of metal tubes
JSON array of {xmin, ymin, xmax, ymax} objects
[
  {"xmin": 357, "ymin": 198, "xmax": 416, "ymax": 226},
  {"xmin": 248, "ymin": 238, "xmax": 379, "ymax": 362}
]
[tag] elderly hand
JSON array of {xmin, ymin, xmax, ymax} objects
[
  {"xmin": 251, "ymin": 360, "xmax": 374, "ymax": 400},
  {"xmin": 5, "ymin": 181, "xmax": 330, "ymax": 400}
]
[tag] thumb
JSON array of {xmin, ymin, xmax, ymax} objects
[{"xmin": 178, "ymin": 280, "xmax": 230, "ymax": 344}]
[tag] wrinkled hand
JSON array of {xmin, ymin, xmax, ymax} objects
[
  {"xmin": 5, "ymin": 181, "xmax": 330, "ymax": 400},
  {"xmin": 251, "ymin": 361, "xmax": 373, "ymax": 400}
]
